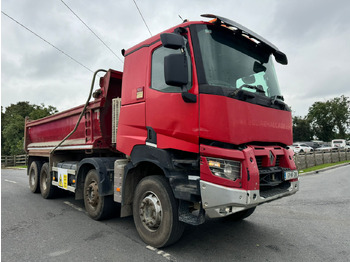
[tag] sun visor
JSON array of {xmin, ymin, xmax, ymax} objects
[{"xmin": 201, "ymin": 14, "xmax": 288, "ymax": 65}]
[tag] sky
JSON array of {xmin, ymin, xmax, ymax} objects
[{"xmin": 2, "ymin": 0, "xmax": 350, "ymax": 117}]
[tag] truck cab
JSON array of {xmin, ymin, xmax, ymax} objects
[{"xmin": 117, "ymin": 15, "xmax": 298, "ymax": 218}]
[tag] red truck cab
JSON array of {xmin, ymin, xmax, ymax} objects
[
  {"xmin": 25, "ymin": 14, "xmax": 298, "ymax": 248},
  {"xmin": 117, "ymin": 15, "xmax": 298, "ymax": 217}
]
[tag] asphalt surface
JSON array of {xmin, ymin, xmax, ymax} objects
[{"xmin": 2, "ymin": 166, "xmax": 350, "ymax": 261}]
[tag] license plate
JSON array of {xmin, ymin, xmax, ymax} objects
[{"xmin": 284, "ymin": 170, "xmax": 299, "ymax": 181}]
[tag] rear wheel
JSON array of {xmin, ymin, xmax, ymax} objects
[
  {"xmin": 40, "ymin": 163, "xmax": 57, "ymax": 199},
  {"xmin": 28, "ymin": 161, "xmax": 42, "ymax": 193},
  {"xmin": 84, "ymin": 169, "xmax": 114, "ymax": 220},
  {"xmin": 225, "ymin": 207, "xmax": 256, "ymax": 221},
  {"xmin": 133, "ymin": 176, "xmax": 185, "ymax": 248}
]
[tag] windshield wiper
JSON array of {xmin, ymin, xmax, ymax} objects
[
  {"xmin": 227, "ymin": 88, "xmax": 290, "ymax": 111},
  {"xmin": 271, "ymin": 95, "xmax": 284, "ymax": 101},
  {"xmin": 228, "ymin": 84, "xmax": 265, "ymax": 98},
  {"xmin": 239, "ymin": 84, "xmax": 265, "ymax": 94}
]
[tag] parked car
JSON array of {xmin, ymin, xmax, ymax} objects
[
  {"xmin": 315, "ymin": 146, "xmax": 350, "ymax": 152},
  {"xmin": 289, "ymin": 143, "xmax": 314, "ymax": 153},
  {"xmin": 309, "ymin": 140, "xmax": 324, "ymax": 149},
  {"xmin": 331, "ymin": 139, "xmax": 346, "ymax": 148},
  {"xmin": 315, "ymin": 146, "xmax": 333, "ymax": 152}
]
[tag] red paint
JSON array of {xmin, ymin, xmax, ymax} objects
[
  {"xmin": 116, "ymin": 102, "xmax": 147, "ymax": 156},
  {"xmin": 25, "ymin": 69, "xmax": 122, "ymax": 155},
  {"xmin": 121, "ymin": 47, "xmax": 148, "ymax": 106},
  {"xmin": 200, "ymin": 144, "xmax": 245, "ymax": 160},
  {"xmin": 199, "ymin": 94, "xmax": 293, "ymax": 146}
]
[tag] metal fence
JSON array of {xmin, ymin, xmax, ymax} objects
[
  {"xmin": 294, "ymin": 149, "xmax": 350, "ymax": 170},
  {"xmin": 1, "ymin": 154, "xmax": 28, "ymax": 167},
  {"xmin": 1, "ymin": 151, "xmax": 349, "ymax": 170}
]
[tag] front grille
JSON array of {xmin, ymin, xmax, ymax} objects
[
  {"xmin": 259, "ymin": 167, "xmax": 283, "ymax": 188},
  {"xmin": 255, "ymin": 155, "xmax": 281, "ymax": 169},
  {"xmin": 252, "ymin": 146, "xmax": 290, "ymax": 198},
  {"xmin": 256, "ymin": 156, "xmax": 263, "ymax": 169},
  {"xmin": 275, "ymin": 156, "xmax": 281, "ymax": 166}
]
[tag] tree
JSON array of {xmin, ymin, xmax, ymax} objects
[
  {"xmin": 330, "ymin": 96, "xmax": 350, "ymax": 138},
  {"xmin": 293, "ymin": 116, "xmax": 313, "ymax": 142},
  {"xmin": 1, "ymin": 102, "xmax": 58, "ymax": 155},
  {"xmin": 307, "ymin": 95, "xmax": 350, "ymax": 141}
]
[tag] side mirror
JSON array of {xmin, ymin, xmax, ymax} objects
[
  {"xmin": 160, "ymin": 33, "xmax": 184, "ymax": 49},
  {"xmin": 164, "ymin": 53, "xmax": 188, "ymax": 86}
]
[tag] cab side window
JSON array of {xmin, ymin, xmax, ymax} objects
[{"xmin": 151, "ymin": 46, "xmax": 192, "ymax": 93}]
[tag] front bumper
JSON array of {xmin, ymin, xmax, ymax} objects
[{"xmin": 200, "ymin": 179, "xmax": 299, "ymax": 218}]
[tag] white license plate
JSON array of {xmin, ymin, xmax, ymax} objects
[{"xmin": 284, "ymin": 170, "xmax": 299, "ymax": 181}]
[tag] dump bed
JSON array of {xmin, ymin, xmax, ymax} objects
[{"xmin": 25, "ymin": 69, "xmax": 122, "ymax": 156}]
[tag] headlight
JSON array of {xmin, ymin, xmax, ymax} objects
[{"xmin": 206, "ymin": 157, "xmax": 241, "ymax": 181}]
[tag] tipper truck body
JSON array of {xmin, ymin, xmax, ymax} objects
[{"xmin": 25, "ymin": 14, "xmax": 299, "ymax": 247}]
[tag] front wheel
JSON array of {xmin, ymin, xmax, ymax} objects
[
  {"xmin": 83, "ymin": 169, "xmax": 114, "ymax": 220},
  {"xmin": 133, "ymin": 176, "xmax": 185, "ymax": 248}
]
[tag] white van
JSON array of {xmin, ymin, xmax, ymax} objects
[{"xmin": 331, "ymin": 139, "xmax": 346, "ymax": 148}]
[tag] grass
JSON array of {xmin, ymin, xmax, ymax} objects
[
  {"xmin": 300, "ymin": 160, "xmax": 350, "ymax": 173},
  {"xmin": 7, "ymin": 165, "xmax": 27, "ymax": 169}
]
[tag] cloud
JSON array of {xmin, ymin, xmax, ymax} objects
[
  {"xmin": 272, "ymin": 0, "xmax": 350, "ymax": 42},
  {"xmin": 2, "ymin": 0, "xmax": 350, "ymax": 118}
]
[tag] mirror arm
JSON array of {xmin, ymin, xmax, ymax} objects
[
  {"xmin": 181, "ymin": 91, "xmax": 197, "ymax": 103},
  {"xmin": 174, "ymin": 27, "xmax": 187, "ymax": 35}
]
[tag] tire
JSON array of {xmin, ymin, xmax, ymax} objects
[
  {"xmin": 133, "ymin": 176, "xmax": 185, "ymax": 248},
  {"xmin": 83, "ymin": 169, "xmax": 114, "ymax": 220},
  {"xmin": 40, "ymin": 162, "xmax": 57, "ymax": 199},
  {"xmin": 225, "ymin": 207, "xmax": 256, "ymax": 221},
  {"xmin": 28, "ymin": 161, "xmax": 42, "ymax": 193}
]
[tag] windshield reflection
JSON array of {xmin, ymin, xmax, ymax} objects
[{"xmin": 196, "ymin": 24, "xmax": 282, "ymax": 99}]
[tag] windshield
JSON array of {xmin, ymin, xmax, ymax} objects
[{"xmin": 194, "ymin": 24, "xmax": 283, "ymax": 100}]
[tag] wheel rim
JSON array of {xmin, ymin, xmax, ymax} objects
[
  {"xmin": 86, "ymin": 180, "xmax": 99, "ymax": 208},
  {"xmin": 139, "ymin": 191, "xmax": 162, "ymax": 232},
  {"xmin": 41, "ymin": 172, "xmax": 47, "ymax": 191},
  {"xmin": 29, "ymin": 169, "xmax": 36, "ymax": 186}
]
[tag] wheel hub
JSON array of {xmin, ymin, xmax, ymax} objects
[
  {"xmin": 139, "ymin": 192, "xmax": 162, "ymax": 231},
  {"xmin": 30, "ymin": 170, "xmax": 35, "ymax": 185},
  {"xmin": 86, "ymin": 181, "xmax": 99, "ymax": 207},
  {"xmin": 41, "ymin": 172, "xmax": 47, "ymax": 191}
]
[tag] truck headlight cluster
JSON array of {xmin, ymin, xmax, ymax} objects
[{"xmin": 206, "ymin": 157, "xmax": 241, "ymax": 181}]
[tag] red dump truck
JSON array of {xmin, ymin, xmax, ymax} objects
[{"xmin": 25, "ymin": 14, "xmax": 299, "ymax": 247}]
